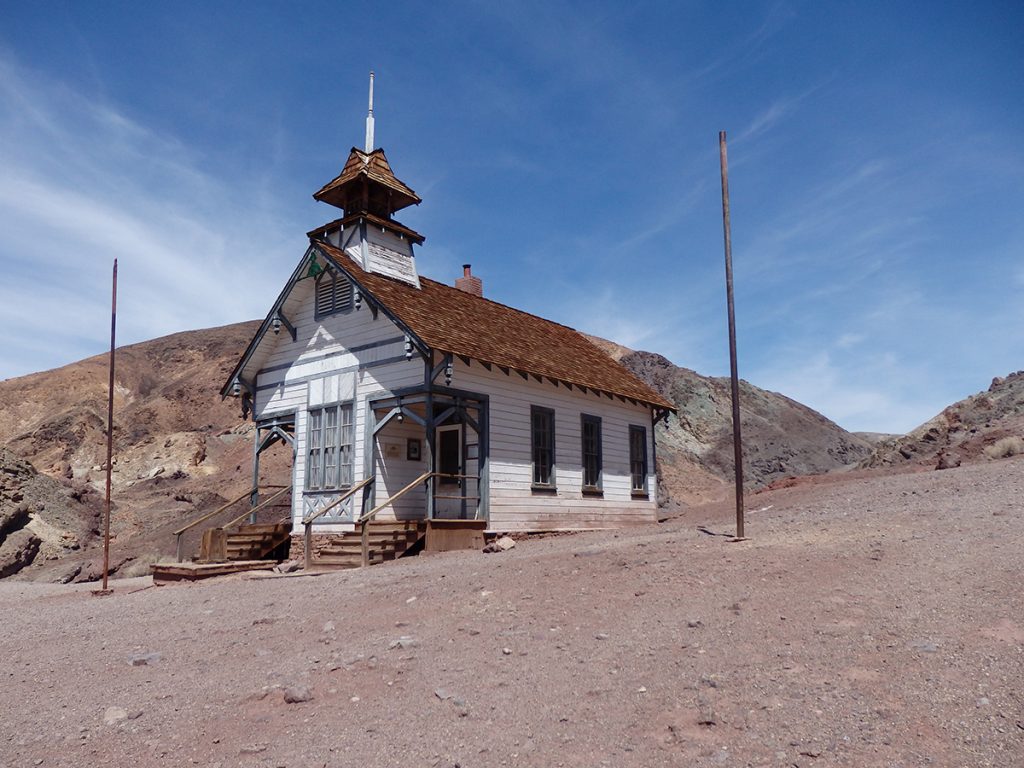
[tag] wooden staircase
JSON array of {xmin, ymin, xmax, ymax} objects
[
  {"xmin": 224, "ymin": 523, "xmax": 291, "ymax": 561},
  {"xmin": 309, "ymin": 520, "xmax": 426, "ymax": 570}
]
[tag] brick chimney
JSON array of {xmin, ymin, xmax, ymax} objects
[{"xmin": 455, "ymin": 264, "xmax": 483, "ymax": 297}]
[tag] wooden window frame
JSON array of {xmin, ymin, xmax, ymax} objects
[
  {"xmin": 314, "ymin": 269, "xmax": 354, "ymax": 319},
  {"xmin": 306, "ymin": 402, "xmax": 354, "ymax": 492},
  {"xmin": 629, "ymin": 424, "xmax": 649, "ymax": 497},
  {"xmin": 530, "ymin": 405, "xmax": 556, "ymax": 491},
  {"xmin": 580, "ymin": 413, "xmax": 603, "ymax": 495}
]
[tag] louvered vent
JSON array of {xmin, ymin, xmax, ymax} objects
[{"xmin": 315, "ymin": 271, "xmax": 353, "ymax": 317}]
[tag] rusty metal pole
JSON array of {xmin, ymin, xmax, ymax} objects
[
  {"xmin": 719, "ymin": 132, "xmax": 745, "ymax": 539},
  {"xmin": 101, "ymin": 259, "xmax": 117, "ymax": 591}
]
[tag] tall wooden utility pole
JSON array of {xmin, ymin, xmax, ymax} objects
[
  {"xmin": 718, "ymin": 132, "xmax": 745, "ymax": 539},
  {"xmin": 101, "ymin": 259, "xmax": 117, "ymax": 591}
]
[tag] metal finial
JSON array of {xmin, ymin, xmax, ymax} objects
[{"xmin": 365, "ymin": 71, "xmax": 375, "ymax": 152}]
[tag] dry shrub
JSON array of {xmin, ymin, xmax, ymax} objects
[
  {"xmin": 983, "ymin": 436, "xmax": 1024, "ymax": 460},
  {"xmin": 119, "ymin": 553, "xmax": 162, "ymax": 578}
]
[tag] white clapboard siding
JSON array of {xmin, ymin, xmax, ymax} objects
[
  {"xmin": 244, "ymin": 272, "xmax": 428, "ymax": 531},
  {"xmin": 449, "ymin": 358, "xmax": 658, "ymax": 530}
]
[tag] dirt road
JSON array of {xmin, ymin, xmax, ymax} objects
[{"xmin": 2, "ymin": 457, "xmax": 1022, "ymax": 767}]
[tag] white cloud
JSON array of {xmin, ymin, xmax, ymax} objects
[{"xmin": 0, "ymin": 55, "xmax": 301, "ymax": 380}]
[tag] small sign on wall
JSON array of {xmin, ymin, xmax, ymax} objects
[
  {"xmin": 407, "ymin": 438, "xmax": 422, "ymax": 461},
  {"xmin": 381, "ymin": 439, "xmax": 403, "ymax": 459}
]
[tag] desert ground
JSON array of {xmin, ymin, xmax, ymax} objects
[{"xmin": 2, "ymin": 457, "xmax": 1022, "ymax": 768}]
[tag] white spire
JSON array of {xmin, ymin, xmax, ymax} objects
[{"xmin": 364, "ymin": 71, "xmax": 375, "ymax": 153}]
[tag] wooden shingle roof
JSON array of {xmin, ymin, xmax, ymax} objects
[
  {"xmin": 313, "ymin": 239, "xmax": 675, "ymax": 411},
  {"xmin": 313, "ymin": 148, "xmax": 421, "ymax": 212}
]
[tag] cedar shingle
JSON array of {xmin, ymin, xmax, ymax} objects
[{"xmin": 313, "ymin": 239, "xmax": 675, "ymax": 410}]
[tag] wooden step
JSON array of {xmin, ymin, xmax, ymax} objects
[{"xmin": 308, "ymin": 520, "xmax": 426, "ymax": 570}]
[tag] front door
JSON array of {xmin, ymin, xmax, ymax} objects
[{"xmin": 434, "ymin": 424, "xmax": 462, "ymax": 518}]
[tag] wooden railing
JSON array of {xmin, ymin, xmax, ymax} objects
[
  {"xmin": 354, "ymin": 472, "xmax": 478, "ymax": 566},
  {"xmin": 302, "ymin": 472, "xmax": 479, "ymax": 569},
  {"xmin": 302, "ymin": 476, "xmax": 375, "ymax": 569},
  {"xmin": 172, "ymin": 484, "xmax": 288, "ymax": 562}
]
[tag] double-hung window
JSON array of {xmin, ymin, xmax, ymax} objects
[
  {"xmin": 531, "ymin": 406, "xmax": 555, "ymax": 488},
  {"xmin": 581, "ymin": 414, "xmax": 602, "ymax": 492},
  {"xmin": 307, "ymin": 402, "xmax": 354, "ymax": 490},
  {"xmin": 629, "ymin": 425, "xmax": 648, "ymax": 495}
]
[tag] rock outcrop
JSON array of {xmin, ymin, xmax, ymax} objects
[{"xmin": 863, "ymin": 371, "xmax": 1024, "ymax": 468}]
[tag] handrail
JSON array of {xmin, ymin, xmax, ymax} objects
[
  {"xmin": 356, "ymin": 472, "xmax": 475, "ymax": 566},
  {"xmin": 220, "ymin": 484, "xmax": 293, "ymax": 531},
  {"xmin": 303, "ymin": 476, "xmax": 375, "ymax": 570},
  {"xmin": 172, "ymin": 484, "xmax": 286, "ymax": 562},
  {"xmin": 173, "ymin": 488, "xmax": 256, "ymax": 537},
  {"xmin": 303, "ymin": 472, "xmax": 479, "ymax": 569},
  {"xmin": 302, "ymin": 476, "xmax": 375, "ymax": 525},
  {"xmin": 357, "ymin": 471, "xmax": 436, "ymax": 525}
]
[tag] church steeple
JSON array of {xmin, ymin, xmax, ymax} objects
[{"xmin": 310, "ymin": 73, "xmax": 424, "ymax": 287}]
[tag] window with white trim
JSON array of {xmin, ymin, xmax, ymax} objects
[
  {"xmin": 315, "ymin": 269, "xmax": 353, "ymax": 318},
  {"xmin": 306, "ymin": 402, "xmax": 354, "ymax": 490},
  {"xmin": 581, "ymin": 414, "xmax": 602, "ymax": 491},
  {"xmin": 629, "ymin": 425, "xmax": 648, "ymax": 494},
  {"xmin": 531, "ymin": 405, "xmax": 555, "ymax": 488}
]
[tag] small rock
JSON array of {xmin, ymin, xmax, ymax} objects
[
  {"xmin": 323, "ymin": 621, "xmax": 336, "ymax": 633},
  {"xmin": 595, "ymin": 633, "xmax": 610, "ymax": 640},
  {"xmin": 936, "ymin": 451, "xmax": 961, "ymax": 470},
  {"xmin": 501, "ymin": 647, "xmax": 512, "ymax": 655},
  {"xmin": 697, "ymin": 706, "xmax": 716, "ymax": 726},
  {"xmin": 388, "ymin": 636, "xmax": 418, "ymax": 650},
  {"xmin": 283, "ymin": 686, "xmax": 313, "ymax": 703},
  {"xmin": 103, "ymin": 707, "xmax": 129, "ymax": 726},
  {"xmin": 483, "ymin": 536, "xmax": 516, "ymax": 553},
  {"xmin": 275, "ymin": 560, "xmax": 301, "ymax": 574},
  {"xmin": 406, "ymin": 596, "xmax": 418, "ymax": 604},
  {"xmin": 687, "ymin": 619, "xmax": 703, "ymax": 629},
  {"xmin": 128, "ymin": 651, "xmax": 162, "ymax": 667},
  {"xmin": 435, "ymin": 688, "xmax": 452, "ymax": 701}
]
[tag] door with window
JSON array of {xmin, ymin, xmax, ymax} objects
[{"xmin": 434, "ymin": 424, "xmax": 463, "ymax": 518}]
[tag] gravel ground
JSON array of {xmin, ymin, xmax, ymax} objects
[{"xmin": 1, "ymin": 457, "xmax": 1022, "ymax": 767}]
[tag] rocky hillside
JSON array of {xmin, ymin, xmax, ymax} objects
[
  {"xmin": 863, "ymin": 371, "xmax": 1024, "ymax": 469},
  {"xmin": 617, "ymin": 350, "xmax": 873, "ymax": 508},
  {"xmin": 0, "ymin": 321, "xmax": 293, "ymax": 582},
  {"xmin": 1, "ymin": 322, "xmax": 873, "ymax": 581}
]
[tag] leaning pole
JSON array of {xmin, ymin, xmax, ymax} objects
[
  {"xmin": 718, "ymin": 131, "xmax": 745, "ymax": 539},
  {"xmin": 101, "ymin": 259, "xmax": 117, "ymax": 591}
]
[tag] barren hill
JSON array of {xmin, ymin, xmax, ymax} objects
[
  {"xmin": 617, "ymin": 349, "xmax": 873, "ymax": 508},
  {"xmin": 863, "ymin": 371, "xmax": 1024, "ymax": 469},
  {"xmin": 1, "ymin": 323, "xmax": 870, "ymax": 581},
  {"xmin": 0, "ymin": 321, "xmax": 291, "ymax": 582}
]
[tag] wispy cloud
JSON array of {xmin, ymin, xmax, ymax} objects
[{"xmin": 0, "ymin": 55, "xmax": 299, "ymax": 380}]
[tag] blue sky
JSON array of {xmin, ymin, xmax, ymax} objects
[{"xmin": 1, "ymin": 1, "xmax": 1021, "ymax": 434}]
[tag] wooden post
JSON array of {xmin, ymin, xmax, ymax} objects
[
  {"xmin": 360, "ymin": 519, "xmax": 369, "ymax": 567},
  {"xmin": 250, "ymin": 425, "xmax": 261, "ymax": 524},
  {"xmin": 304, "ymin": 521, "xmax": 313, "ymax": 570},
  {"xmin": 719, "ymin": 131, "xmax": 745, "ymax": 539},
  {"xmin": 101, "ymin": 259, "xmax": 117, "ymax": 592},
  {"xmin": 424, "ymin": 363, "xmax": 435, "ymax": 521},
  {"xmin": 175, "ymin": 532, "xmax": 184, "ymax": 563}
]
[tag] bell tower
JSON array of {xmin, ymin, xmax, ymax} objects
[{"xmin": 311, "ymin": 73, "xmax": 424, "ymax": 287}]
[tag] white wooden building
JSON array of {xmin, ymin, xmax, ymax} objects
[{"xmin": 221, "ymin": 88, "xmax": 674, "ymax": 555}]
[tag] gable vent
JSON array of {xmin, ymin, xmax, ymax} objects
[{"xmin": 315, "ymin": 270, "xmax": 353, "ymax": 318}]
